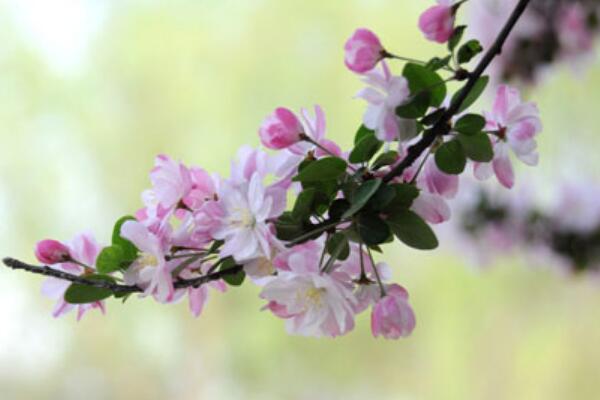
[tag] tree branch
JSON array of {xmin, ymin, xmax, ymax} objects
[
  {"xmin": 383, "ymin": 0, "xmax": 531, "ymax": 183},
  {"xmin": 2, "ymin": 257, "xmax": 242, "ymax": 295}
]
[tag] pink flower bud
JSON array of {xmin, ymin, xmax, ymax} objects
[
  {"xmin": 344, "ymin": 28, "xmax": 384, "ymax": 73},
  {"xmin": 259, "ymin": 107, "xmax": 304, "ymax": 150},
  {"xmin": 35, "ymin": 239, "xmax": 71, "ymax": 264},
  {"xmin": 418, "ymin": 2, "xmax": 455, "ymax": 44},
  {"xmin": 371, "ymin": 284, "xmax": 416, "ymax": 339}
]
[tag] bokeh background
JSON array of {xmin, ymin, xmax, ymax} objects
[{"xmin": 1, "ymin": 1, "xmax": 600, "ymax": 399}]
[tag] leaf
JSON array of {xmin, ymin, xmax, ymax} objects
[
  {"xmin": 454, "ymin": 114, "xmax": 486, "ymax": 135},
  {"xmin": 354, "ymin": 124, "xmax": 375, "ymax": 145},
  {"xmin": 219, "ymin": 257, "xmax": 245, "ymax": 286},
  {"xmin": 396, "ymin": 90, "xmax": 431, "ymax": 119},
  {"xmin": 368, "ymin": 185, "xmax": 397, "ymax": 211},
  {"xmin": 403, "ymin": 63, "xmax": 447, "ymax": 107},
  {"xmin": 387, "ymin": 210, "xmax": 439, "ymax": 250},
  {"xmin": 356, "ymin": 213, "xmax": 391, "ymax": 246},
  {"xmin": 371, "ymin": 151, "xmax": 399, "ymax": 170},
  {"xmin": 384, "ymin": 184, "xmax": 420, "ymax": 212},
  {"xmin": 426, "ymin": 55, "xmax": 451, "ymax": 72},
  {"xmin": 274, "ymin": 212, "xmax": 307, "ymax": 241},
  {"xmin": 342, "ymin": 179, "xmax": 382, "ymax": 219},
  {"xmin": 448, "ymin": 25, "xmax": 466, "ymax": 52},
  {"xmin": 435, "ymin": 140, "xmax": 467, "ymax": 174},
  {"xmin": 457, "ymin": 40, "xmax": 483, "ymax": 64},
  {"xmin": 326, "ymin": 233, "xmax": 350, "ymax": 261},
  {"xmin": 421, "ymin": 108, "xmax": 446, "ymax": 126},
  {"xmin": 457, "ymin": 132, "xmax": 493, "ymax": 162},
  {"xmin": 293, "ymin": 157, "xmax": 347, "ymax": 183},
  {"xmin": 328, "ymin": 199, "xmax": 351, "ymax": 221},
  {"xmin": 292, "ymin": 188, "xmax": 316, "ymax": 220},
  {"xmin": 96, "ymin": 245, "xmax": 126, "ymax": 274},
  {"xmin": 64, "ymin": 275, "xmax": 115, "ymax": 304},
  {"xmin": 112, "ymin": 216, "xmax": 138, "ymax": 262},
  {"xmin": 349, "ymin": 134, "xmax": 383, "ymax": 164},
  {"xmin": 452, "ymin": 75, "xmax": 489, "ymax": 113}
]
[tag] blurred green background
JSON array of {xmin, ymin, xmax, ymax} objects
[{"xmin": 1, "ymin": 1, "xmax": 600, "ymax": 399}]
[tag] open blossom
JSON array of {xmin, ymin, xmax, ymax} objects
[
  {"xmin": 259, "ymin": 107, "xmax": 304, "ymax": 150},
  {"xmin": 149, "ymin": 154, "xmax": 193, "ymax": 209},
  {"xmin": 419, "ymin": 0, "xmax": 455, "ymax": 44},
  {"xmin": 371, "ymin": 284, "xmax": 416, "ymax": 339},
  {"xmin": 356, "ymin": 61, "xmax": 416, "ymax": 142},
  {"xmin": 121, "ymin": 220, "xmax": 175, "ymax": 303},
  {"xmin": 344, "ymin": 28, "xmax": 384, "ymax": 74},
  {"xmin": 260, "ymin": 243, "xmax": 357, "ymax": 337},
  {"xmin": 39, "ymin": 233, "xmax": 106, "ymax": 320},
  {"xmin": 35, "ymin": 239, "xmax": 71, "ymax": 264},
  {"xmin": 474, "ymin": 85, "xmax": 542, "ymax": 189}
]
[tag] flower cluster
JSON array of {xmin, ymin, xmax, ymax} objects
[
  {"xmin": 8, "ymin": 0, "xmax": 542, "ymax": 339},
  {"xmin": 450, "ymin": 180, "xmax": 600, "ymax": 275},
  {"xmin": 469, "ymin": 0, "xmax": 600, "ymax": 84}
]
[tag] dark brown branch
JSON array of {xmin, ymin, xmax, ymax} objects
[
  {"xmin": 2, "ymin": 257, "xmax": 242, "ymax": 295},
  {"xmin": 383, "ymin": 0, "xmax": 531, "ymax": 183}
]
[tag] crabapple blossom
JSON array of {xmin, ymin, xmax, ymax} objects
[
  {"xmin": 371, "ymin": 284, "xmax": 416, "ymax": 339},
  {"xmin": 419, "ymin": 0, "xmax": 456, "ymax": 44},
  {"xmin": 259, "ymin": 107, "xmax": 304, "ymax": 150},
  {"xmin": 35, "ymin": 239, "xmax": 71, "ymax": 264},
  {"xmin": 344, "ymin": 28, "xmax": 385, "ymax": 74}
]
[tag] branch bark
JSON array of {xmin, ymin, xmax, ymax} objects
[
  {"xmin": 2, "ymin": 257, "xmax": 242, "ymax": 294},
  {"xmin": 383, "ymin": 0, "xmax": 531, "ymax": 183}
]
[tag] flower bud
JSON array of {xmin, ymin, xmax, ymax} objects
[
  {"xmin": 371, "ymin": 284, "xmax": 416, "ymax": 339},
  {"xmin": 418, "ymin": 2, "xmax": 455, "ymax": 44},
  {"xmin": 259, "ymin": 107, "xmax": 303, "ymax": 150},
  {"xmin": 344, "ymin": 28, "xmax": 384, "ymax": 73},
  {"xmin": 35, "ymin": 239, "xmax": 71, "ymax": 264}
]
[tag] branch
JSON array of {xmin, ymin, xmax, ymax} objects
[
  {"xmin": 2, "ymin": 257, "xmax": 242, "ymax": 295},
  {"xmin": 383, "ymin": 0, "xmax": 531, "ymax": 183}
]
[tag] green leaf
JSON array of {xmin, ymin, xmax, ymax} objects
[
  {"xmin": 342, "ymin": 179, "xmax": 382, "ymax": 219},
  {"xmin": 112, "ymin": 216, "xmax": 138, "ymax": 262},
  {"xmin": 387, "ymin": 210, "xmax": 439, "ymax": 250},
  {"xmin": 64, "ymin": 274, "xmax": 115, "ymax": 304},
  {"xmin": 384, "ymin": 184, "xmax": 420, "ymax": 212},
  {"xmin": 426, "ymin": 55, "xmax": 451, "ymax": 72},
  {"xmin": 356, "ymin": 213, "xmax": 391, "ymax": 246},
  {"xmin": 454, "ymin": 114, "xmax": 486, "ymax": 135},
  {"xmin": 371, "ymin": 151, "xmax": 399, "ymax": 170},
  {"xmin": 452, "ymin": 75, "xmax": 489, "ymax": 113},
  {"xmin": 349, "ymin": 134, "xmax": 383, "ymax": 164},
  {"xmin": 293, "ymin": 157, "xmax": 347, "ymax": 183},
  {"xmin": 96, "ymin": 245, "xmax": 127, "ymax": 274},
  {"xmin": 354, "ymin": 124, "xmax": 375, "ymax": 145},
  {"xmin": 368, "ymin": 185, "xmax": 397, "ymax": 211},
  {"xmin": 328, "ymin": 199, "xmax": 351, "ymax": 221},
  {"xmin": 292, "ymin": 188, "xmax": 316, "ymax": 220},
  {"xmin": 219, "ymin": 257, "xmax": 245, "ymax": 286},
  {"xmin": 396, "ymin": 91, "xmax": 431, "ymax": 119},
  {"xmin": 457, "ymin": 40, "xmax": 483, "ymax": 64},
  {"xmin": 326, "ymin": 232, "xmax": 350, "ymax": 261},
  {"xmin": 403, "ymin": 63, "xmax": 447, "ymax": 107},
  {"xmin": 274, "ymin": 212, "xmax": 307, "ymax": 241},
  {"xmin": 435, "ymin": 140, "xmax": 467, "ymax": 174},
  {"xmin": 421, "ymin": 108, "xmax": 446, "ymax": 126},
  {"xmin": 448, "ymin": 25, "xmax": 466, "ymax": 51},
  {"xmin": 457, "ymin": 132, "xmax": 493, "ymax": 162}
]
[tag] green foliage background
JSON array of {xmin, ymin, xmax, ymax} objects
[{"xmin": 1, "ymin": 1, "xmax": 600, "ymax": 399}]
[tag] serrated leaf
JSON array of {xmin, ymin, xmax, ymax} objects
[
  {"xmin": 387, "ymin": 210, "xmax": 439, "ymax": 250},
  {"xmin": 349, "ymin": 134, "xmax": 383, "ymax": 164},
  {"xmin": 64, "ymin": 275, "xmax": 115, "ymax": 304},
  {"xmin": 403, "ymin": 63, "xmax": 447, "ymax": 107},
  {"xmin": 452, "ymin": 76, "xmax": 489, "ymax": 113},
  {"xmin": 342, "ymin": 179, "xmax": 382, "ymax": 219},
  {"xmin": 293, "ymin": 157, "xmax": 347, "ymax": 182},
  {"xmin": 454, "ymin": 114, "xmax": 486, "ymax": 135},
  {"xmin": 457, "ymin": 132, "xmax": 493, "ymax": 162},
  {"xmin": 435, "ymin": 140, "xmax": 467, "ymax": 174}
]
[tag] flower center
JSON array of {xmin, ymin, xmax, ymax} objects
[
  {"xmin": 138, "ymin": 252, "xmax": 159, "ymax": 268},
  {"xmin": 231, "ymin": 207, "xmax": 256, "ymax": 228},
  {"xmin": 301, "ymin": 287, "xmax": 326, "ymax": 309}
]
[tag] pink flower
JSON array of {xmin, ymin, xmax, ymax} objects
[
  {"xmin": 260, "ymin": 246, "xmax": 357, "ymax": 338},
  {"xmin": 474, "ymin": 85, "xmax": 542, "ymax": 189},
  {"xmin": 259, "ymin": 107, "xmax": 304, "ymax": 150},
  {"xmin": 39, "ymin": 233, "xmax": 106, "ymax": 321},
  {"xmin": 149, "ymin": 154, "xmax": 193, "ymax": 209},
  {"xmin": 418, "ymin": 157, "xmax": 459, "ymax": 199},
  {"xmin": 180, "ymin": 263, "xmax": 227, "ymax": 317},
  {"xmin": 182, "ymin": 167, "xmax": 217, "ymax": 210},
  {"xmin": 419, "ymin": 1, "xmax": 456, "ymax": 44},
  {"xmin": 35, "ymin": 239, "xmax": 71, "ymax": 264},
  {"xmin": 120, "ymin": 220, "xmax": 175, "ymax": 303},
  {"xmin": 344, "ymin": 28, "xmax": 385, "ymax": 74},
  {"xmin": 557, "ymin": 4, "xmax": 594, "ymax": 56},
  {"xmin": 412, "ymin": 191, "xmax": 451, "ymax": 224},
  {"xmin": 356, "ymin": 61, "xmax": 416, "ymax": 142},
  {"xmin": 371, "ymin": 284, "xmax": 416, "ymax": 339}
]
